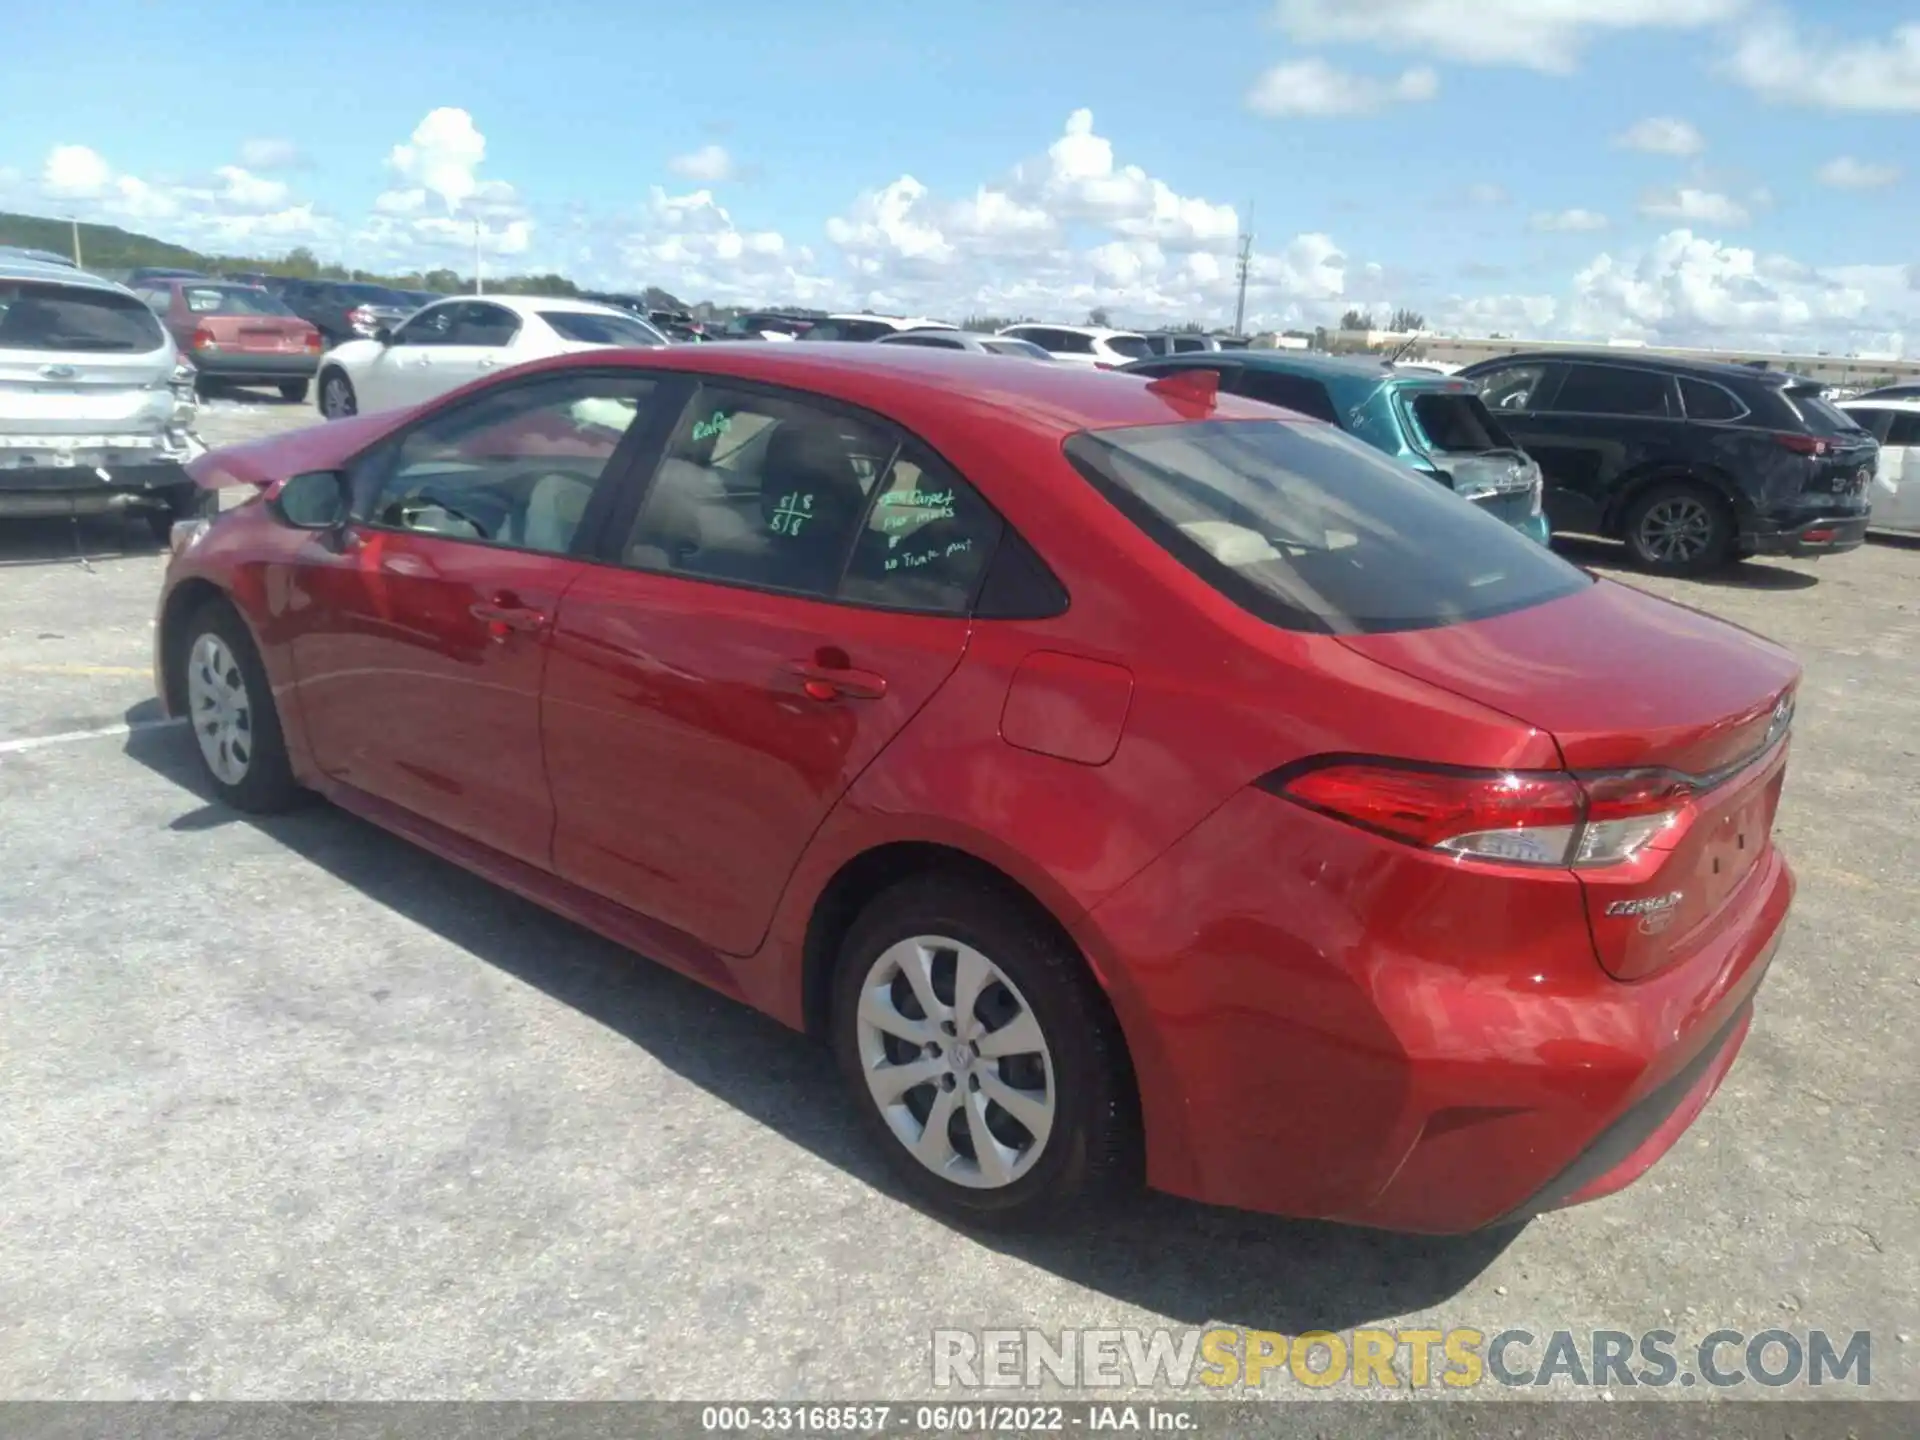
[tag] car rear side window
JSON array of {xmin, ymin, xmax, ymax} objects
[
  {"xmin": 1678, "ymin": 377, "xmax": 1744, "ymax": 421},
  {"xmin": 0, "ymin": 283, "xmax": 166, "ymax": 353},
  {"xmin": 1102, "ymin": 335, "xmax": 1152, "ymax": 360},
  {"xmin": 840, "ymin": 447, "xmax": 1003, "ymax": 613},
  {"xmin": 1886, "ymin": 413, "xmax": 1920, "ymax": 446},
  {"xmin": 1236, "ymin": 370, "xmax": 1340, "ymax": 424},
  {"xmin": 539, "ymin": 310, "xmax": 663, "ymax": 347},
  {"xmin": 1064, "ymin": 419, "xmax": 1588, "ymax": 634},
  {"xmin": 1476, "ymin": 364, "xmax": 1551, "ymax": 413},
  {"xmin": 1548, "ymin": 364, "xmax": 1673, "ymax": 418}
]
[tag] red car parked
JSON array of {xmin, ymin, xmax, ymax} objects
[
  {"xmin": 132, "ymin": 279, "xmax": 323, "ymax": 402},
  {"xmin": 155, "ymin": 346, "xmax": 1797, "ymax": 1232}
]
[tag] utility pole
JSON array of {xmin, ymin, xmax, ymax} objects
[
  {"xmin": 1232, "ymin": 206, "xmax": 1253, "ymax": 339},
  {"xmin": 473, "ymin": 217, "xmax": 484, "ymax": 296},
  {"xmin": 69, "ymin": 216, "xmax": 82, "ymax": 268}
]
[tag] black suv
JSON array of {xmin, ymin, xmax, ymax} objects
[{"xmin": 1457, "ymin": 351, "xmax": 1877, "ymax": 574}]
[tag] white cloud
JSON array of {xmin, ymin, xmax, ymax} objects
[
  {"xmin": 1271, "ymin": 0, "xmax": 1746, "ymax": 73},
  {"xmin": 1532, "ymin": 208, "xmax": 1610, "ymax": 232},
  {"xmin": 1615, "ymin": 116, "xmax": 1706, "ymax": 156},
  {"xmin": 238, "ymin": 138, "xmax": 308, "ymax": 171},
  {"xmin": 1726, "ymin": 18, "xmax": 1920, "ymax": 110},
  {"xmin": 1816, "ymin": 156, "xmax": 1902, "ymax": 190},
  {"xmin": 1246, "ymin": 59, "xmax": 1439, "ymax": 116},
  {"xmin": 29, "ymin": 142, "xmax": 332, "ymax": 248},
  {"xmin": 1639, "ymin": 186, "xmax": 1751, "ymax": 226},
  {"xmin": 669, "ymin": 144, "xmax": 736, "ymax": 183},
  {"xmin": 386, "ymin": 107, "xmax": 488, "ymax": 212}
]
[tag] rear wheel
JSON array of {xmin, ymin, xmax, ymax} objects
[
  {"xmin": 279, "ymin": 379, "xmax": 310, "ymax": 404},
  {"xmin": 319, "ymin": 368, "xmax": 356, "ymax": 419},
  {"xmin": 832, "ymin": 871, "xmax": 1138, "ymax": 1229},
  {"xmin": 172, "ymin": 600, "xmax": 302, "ymax": 813},
  {"xmin": 1622, "ymin": 480, "xmax": 1735, "ymax": 576}
]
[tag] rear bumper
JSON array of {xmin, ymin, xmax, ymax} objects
[
  {"xmin": 1075, "ymin": 786, "xmax": 1794, "ymax": 1233},
  {"xmin": 0, "ymin": 434, "xmax": 203, "ymax": 516},
  {"xmin": 192, "ymin": 352, "xmax": 319, "ymax": 383},
  {"xmin": 1745, "ymin": 512, "xmax": 1870, "ymax": 557}
]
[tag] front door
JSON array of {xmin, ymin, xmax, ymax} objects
[
  {"xmin": 284, "ymin": 368, "xmax": 666, "ymax": 867},
  {"xmin": 542, "ymin": 381, "xmax": 1003, "ymax": 955}
]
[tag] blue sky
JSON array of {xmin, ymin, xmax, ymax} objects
[{"xmin": 3, "ymin": 0, "xmax": 1916, "ymax": 352}]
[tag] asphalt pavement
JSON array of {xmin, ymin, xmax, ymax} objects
[{"xmin": 0, "ymin": 389, "xmax": 1914, "ymax": 1402}]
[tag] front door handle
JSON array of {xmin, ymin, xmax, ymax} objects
[
  {"xmin": 788, "ymin": 659, "xmax": 888, "ymax": 701},
  {"xmin": 471, "ymin": 595, "xmax": 549, "ymax": 638},
  {"xmin": 477, "ymin": 355, "xmax": 502, "ymax": 369}
]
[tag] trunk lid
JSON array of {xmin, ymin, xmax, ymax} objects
[
  {"xmin": 0, "ymin": 349, "xmax": 176, "ymax": 437},
  {"xmin": 195, "ymin": 314, "xmax": 316, "ymax": 354},
  {"xmin": 1340, "ymin": 579, "xmax": 1799, "ymax": 980}
]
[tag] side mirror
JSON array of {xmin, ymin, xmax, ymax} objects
[
  {"xmin": 375, "ymin": 326, "xmax": 394, "ymax": 345},
  {"xmin": 272, "ymin": 469, "xmax": 351, "ymax": 530}
]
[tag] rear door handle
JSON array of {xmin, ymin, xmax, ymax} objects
[{"xmin": 788, "ymin": 660, "xmax": 888, "ymax": 701}]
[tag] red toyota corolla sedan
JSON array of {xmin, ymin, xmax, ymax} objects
[{"xmin": 155, "ymin": 345, "xmax": 1796, "ymax": 1233}]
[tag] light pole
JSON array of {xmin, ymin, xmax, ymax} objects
[
  {"xmin": 69, "ymin": 216, "xmax": 82, "ymax": 268},
  {"xmin": 473, "ymin": 217, "xmax": 484, "ymax": 296}
]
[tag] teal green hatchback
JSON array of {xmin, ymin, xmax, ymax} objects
[{"xmin": 1120, "ymin": 350, "xmax": 1552, "ymax": 545}]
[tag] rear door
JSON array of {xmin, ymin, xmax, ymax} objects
[
  {"xmin": 542, "ymin": 379, "xmax": 1003, "ymax": 955},
  {"xmin": 1870, "ymin": 410, "xmax": 1920, "ymax": 531},
  {"xmin": 1485, "ymin": 361, "xmax": 1678, "ymax": 535}
]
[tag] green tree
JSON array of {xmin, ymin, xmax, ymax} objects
[
  {"xmin": 1339, "ymin": 308, "xmax": 1374, "ymax": 331},
  {"xmin": 1388, "ymin": 308, "xmax": 1427, "ymax": 333},
  {"xmin": 1086, "ymin": 306, "xmax": 1112, "ymax": 327}
]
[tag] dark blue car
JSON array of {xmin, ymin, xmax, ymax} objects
[{"xmin": 1121, "ymin": 349, "xmax": 1552, "ymax": 545}]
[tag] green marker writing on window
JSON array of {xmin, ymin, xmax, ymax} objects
[
  {"xmin": 692, "ymin": 410, "xmax": 732, "ymax": 442},
  {"xmin": 770, "ymin": 492, "xmax": 815, "ymax": 536}
]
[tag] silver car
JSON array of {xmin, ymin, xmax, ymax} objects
[{"xmin": 0, "ymin": 258, "xmax": 205, "ymax": 537}]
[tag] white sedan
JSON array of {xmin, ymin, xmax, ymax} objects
[{"xmin": 315, "ymin": 295, "xmax": 669, "ymax": 418}]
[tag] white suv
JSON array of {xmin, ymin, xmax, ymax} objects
[
  {"xmin": 801, "ymin": 314, "xmax": 959, "ymax": 342},
  {"xmin": 995, "ymin": 323, "xmax": 1153, "ymax": 369},
  {"xmin": 0, "ymin": 258, "xmax": 205, "ymax": 538}
]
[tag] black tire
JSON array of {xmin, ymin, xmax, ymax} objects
[
  {"xmin": 171, "ymin": 599, "xmax": 303, "ymax": 813},
  {"xmin": 318, "ymin": 367, "xmax": 356, "ymax": 419},
  {"xmin": 144, "ymin": 483, "xmax": 216, "ymax": 542},
  {"xmin": 195, "ymin": 376, "xmax": 228, "ymax": 399},
  {"xmin": 279, "ymin": 380, "xmax": 310, "ymax": 404},
  {"xmin": 831, "ymin": 870, "xmax": 1138, "ymax": 1229},
  {"xmin": 1622, "ymin": 479, "xmax": 1736, "ymax": 576}
]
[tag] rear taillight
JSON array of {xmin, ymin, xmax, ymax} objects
[
  {"xmin": 1267, "ymin": 761, "xmax": 1693, "ymax": 869},
  {"xmin": 1773, "ymin": 432, "xmax": 1830, "ymax": 457},
  {"xmin": 303, "ymin": 330, "xmax": 324, "ymax": 353},
  {"xmin": 348, "ymin": 306, "xmax": 376, "ymax": 329},
  {"xmin": 190, "ymin": 327, "xmax": 218, "ymax": 351}
]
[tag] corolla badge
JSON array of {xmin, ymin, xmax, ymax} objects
[{"xmin": 1606, "ymin": 891, "xmax": 1685, "ymax": 935}]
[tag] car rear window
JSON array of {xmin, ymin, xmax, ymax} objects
[
  {"xmin": 539, "ymin": 310, "xmax": 665, "ymax": 347},
  {"xmin": 183, "ymin": 285, "xmax": 296, "ymax": 317},
  {"xmin": 1103, "ymin": 335, "xmax": 1152, "ymax": 359},
  {"xmin": 1785, "ymin": 384, "xmax": 1867, "ymax": 437},
  {"xmin": 984, "ymin": 339, "xmax": 1051, "ymax": 359},
  {"xmin": 1406, "ymin": 391, "xmax": 1514, "ymax": 452},
  {"xmin": 0, "ymin": 282, "xmax": 166, "ymax": 353},
  {"xmin": 1064, "ymin": 419, "xmax": 1588, "ymax": 634}
]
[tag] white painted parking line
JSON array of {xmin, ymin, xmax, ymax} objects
[{"xmin": 0, "ymin": 717, "xmax": 184, "ymax": 755}]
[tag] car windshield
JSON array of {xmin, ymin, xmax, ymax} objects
[
  {"xmin": 0, "ymin": 282, "xmax": 167, "ymax": 353},
  {"xmin": 1065, "ymin": 419, "xmax": 1588, "ymax": 634},
  {"xmin": 540, "ymin": 310, "xmax": 667, "ymax": 346},
  {"xmin": 1785, "ymin": 384, "xmax": 1868, "ymax": 437},
  {"xmin": 182, "ymin": 285, "xmax": 297, "ymax": 317},
  {"xmin": 1103, "ymin": 335, "xmax": 1152, "ymax": 359}
]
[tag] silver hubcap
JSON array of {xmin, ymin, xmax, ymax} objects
[
  {"xmin": 322, "ymin": 376, "xmax": 354, "ymax": 418},
  {"xmin": 855, "ymin": 935, "xmax": 1056, "ymax": 1190},
  {"xmin": 1639, "ymin": 496, "xmax": 1714, "ymax": 562},
  {"xmin": 186, "ymin": 633, "xmax": 253, "ymax": 786}
]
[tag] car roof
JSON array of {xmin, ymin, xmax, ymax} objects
[
  {"xmin": 1461, "ymin": 348, "xmax": 1811, "ymax": 388},
  {"xmin": 882, "ymin": 330, "xmax": 1031, "ymax": 343},
  {"xmin": 502, "ymin": 341, "xmax": 1285, "ymax": 441},
  {"xmin": 827, "ymin": 313, "xmax": 956, "ymax": 328},
  {"xmin": 1842, "ymin": 396, "xmax": 1920, "ymax": 412},
  {"xmin": 1146, "ymin": 349, "xmax": 1399, "ymax": 381},
  {"xmin": 0, "ymin": 258, "xmax": 137, "ymax": 295},
  {"xmin": 1003, "ymin": 323, "xmax": 1147, "ymax": 341}
]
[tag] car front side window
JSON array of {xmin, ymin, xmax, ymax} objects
[
  {"xmin": 362, "ymin": 373, "xmax": 659, "ymax": 554},
  {"xmin": 390, "ymin": 303, "xmax": 459, "ymax": 347}
]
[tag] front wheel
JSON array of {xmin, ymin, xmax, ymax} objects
[
  {"xmin": 173, "ymin": 600, "xmax": 303, "ymax": 813},
  {"xmin": 832, "ymin": 872, "xmax": 1138, "ymax": 1229},
  {"xmin": 1622, "ymin": 481, "xmax": 1735, "ymax": 576},
  {"xmin": 318, "ymin": 368, "xmax": 356, "ymax": 419}
]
